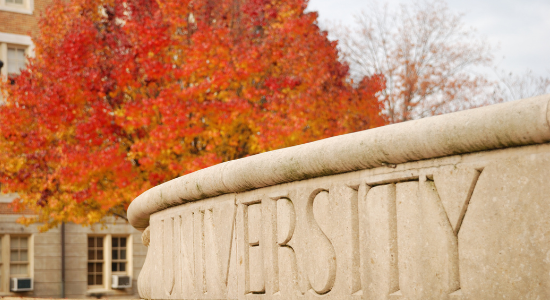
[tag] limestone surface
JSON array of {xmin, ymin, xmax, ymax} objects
[{"xmin": 129, "ymin": 94, "xmax": 550, "ymax": 299}]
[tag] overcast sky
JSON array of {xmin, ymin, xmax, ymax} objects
[{"xmin": 307, "ymin": 0, "xmax": 550, "ymax": 77}]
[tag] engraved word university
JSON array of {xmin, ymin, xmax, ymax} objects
[
  {"xmin": 135, "ymin": 96, "xmax": 550, "ymax": 299},
  {"xmin": 148, "ymin": 165, "xmax": 483, "ymax": 299}
]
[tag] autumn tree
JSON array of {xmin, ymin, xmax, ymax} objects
[
  {"xmin": 332, "ymin": 0, "xmax": 495, "ymax": 123},
  {"xmin": 0, "ymin": 0, "xmax": 384, "ymax": 229}
]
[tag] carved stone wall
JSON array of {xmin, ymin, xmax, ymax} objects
[{"xmin": 129, "ymin": 94, "xmax": 550, "ymax": 299}]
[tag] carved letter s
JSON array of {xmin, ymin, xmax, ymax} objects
[{"xmin": 305, "ymin": 189, "xmax": 337, "ymax": 295}]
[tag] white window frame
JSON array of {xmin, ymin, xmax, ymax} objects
[
  {"xmin": 0, "ymin": 0, "xmax": 34, "ymax": 15},
  {"xmin": 0, "ymin": 32, "xmax": 34, "ymax": 79},
  {"xmin": 110, "ymin": 236, "xmax": 129, "ymax": 275},
  {"xmin": 87, "ymin": 234, "xmax": 133, "ymax": 291},
  {"xmin": 0, "ymin": 234, "xmax": 34, "ymax": 294},
  {"xmin": 87, "ymin": 236, "xmax": 105, "ymax": 289},
  {"xmin": 9, "ymin": 236, "xmax": 30, "ymax": 277},
  {"xmin": 6, "ymin": 45, "xmax": 27, "ymax": 76}
]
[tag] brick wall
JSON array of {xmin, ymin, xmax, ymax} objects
[
  {"xmin": 0, "ymin": 203, "xmax": 36, "ymax": 215},
  {"xmin": 0, "ymin": 0, "xmax": 54, "ymax": 36}
]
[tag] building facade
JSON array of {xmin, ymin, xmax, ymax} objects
[
  {"xmin": 0, "ymin": 1, "xmax": 147, "ymax": 298},
  {"xmin": 0, "ymin": 204, "xmax": 146, "ymax": 298},
  {"xmin": 0, "ymin": 0, "xmax": 45, "ymax": 78}
]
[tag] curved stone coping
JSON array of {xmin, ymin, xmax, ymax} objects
[{"xmin": 128, "ymin": 94, "xmax": 550, "ymax": 230}]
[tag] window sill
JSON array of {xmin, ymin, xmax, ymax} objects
[
  {"xmin": 86, "ymin": 287, "xmax": 134, "ymax": 297},
  {"xmin": 0, "ymin": 291, "xmax": 33, "ymax": 296},
  {"xmin": 85, "ymin": 288, "xmax": 116, "ymax": 297},
  {"xmin": 0, "ymin": 6, "xmax": 33, "ymax": 15}
]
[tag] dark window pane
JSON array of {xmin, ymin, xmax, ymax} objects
[
  {"xmin": 112, "ymin": 237, "xmax": 118, "ymax": 247},
  {"xmin": 88, "ymin": 263, "xmax": 94, "ymax": 272},
  {"xmin": 112, "ymin": 250, "xmax": 118, "ymax": 260},
  {"xmin": 120, "ymin": 237, "xmax": 126, "ymax": 246},
  {"xmin": 88, "ymin": 237, "xmax": 95, "ymax": 247},
  {"xmin": 120, "ymin": 263, "xmax": 125, "ymax": 272},
  {"xmin": 112, "ymin": 262, "xmax": 117, "ymax": 272},
  {"xmin": 96, "ymin": 263, "xmax": 102, "ymax": 272},
  {"xmin": 96, "ymin": 274, "xmax": 102, "ymax": 284},
  {"xmin": 97, "ymin": 250, "xmax": 103, "ymax": 260},
  {"xmin": 120, "ymin": 249, "xmax": 126, "ymax": 260},
  {"xmin": 88, "ymin": 274, "xmax": 94, "ymax": 285},
  {"xmin": 88, "ymin": 250, "xmax": 95, "ymax": 260},
  {"xmin": 97, "ymin": 237, "xmax": 103, "ymax": 248}
]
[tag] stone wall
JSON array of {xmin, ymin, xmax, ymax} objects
[
  {"xmin": 129, "ymin": 94, "xmax": 550, "ymax": 300},
  {"xmin": 0, "ymin": 216, "xmax": 146, "ymax": 298}
]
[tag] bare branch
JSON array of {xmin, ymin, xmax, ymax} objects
[{"xmin": 330, "ymin": 0, "xmax": 497, "ymax": 123}]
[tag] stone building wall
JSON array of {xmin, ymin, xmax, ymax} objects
[{"xmin": 0, "ymin": 215, "xmax": 147, "ymax": 298}]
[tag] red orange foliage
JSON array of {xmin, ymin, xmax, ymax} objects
[{"xmin": 0, "ymin": 0, "xmax": 384, "ymax": 229}]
